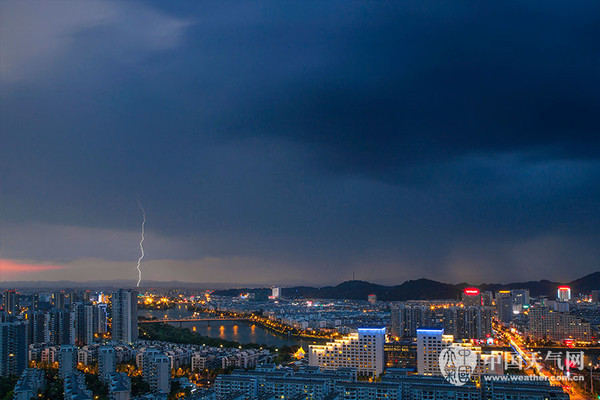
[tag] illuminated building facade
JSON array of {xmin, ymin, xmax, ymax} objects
[
  {"xmin": 527, "ymin": 306, "xmax": 591, "ymax": 342},
  {"xmin": 557, "ymin": 286, "xmax": 571, "ymax": 302},
  {"xmin": 416, "ymin": 328, "xmax": 452, "ymax": 375},
  {"xmin": 462, "ymin": 288, "xmax": 482, "ymax": 307},
  {"xmin": 309, "ymin": 328, "xmax": 385, "ymax": 377}
]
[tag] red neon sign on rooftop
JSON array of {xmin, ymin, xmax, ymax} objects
[{"xmin": 463, "ymin": 288, "xmax": 480, "ymax": 295}]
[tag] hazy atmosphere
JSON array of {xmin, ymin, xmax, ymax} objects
[{"xmin": 1, "ymin": 1, "xmax": 599, "ymax": 285}]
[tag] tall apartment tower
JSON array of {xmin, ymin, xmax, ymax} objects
[
  {"xmin": 58, "ymin": 345, "xmax": 77, "ymax": 378},
  {"xmin": 26, "ymin": 311, "xmax": 50, "ymax": 345},
  {"xmin": 111, "ymin": 290, "xmax": 138, "ymax": 343},
  {"xmin": 99, "ymin": 346, "xmax": 117, "ymax": 382},
  {"xmin": 462, "ymin": 288, "xmax": 482, "ymax": 307},
  {"xmin": 416, "ymin": 327, "xmax": 453, "ymax": 376},
  {"xmin": 142, "ymin": 348, "xmax": 170, "ymax": 394},
  {"xmin": 495, "ymin": 291, "xmax": 513, "ymax": 325},
  {"xmin": 74, "ymin": 303, "xmax": 95, "ymax": 346},
  {"xmin": 49, "ymin": 309, "xmax": 75, "ymax": 345},
  {"xmin": 53, "ymin": 291, "xmax": 66, "ymax": 309},
  {"xmin": 390, "ymin": 304, "xmax": 436, "ymax": 338},
  {"xmin": 0, "ymin": 321, "xmax": 28, "ymax": 377},
  {"xmin": 95, "ymin": 303, "xmax": 108, "ymax": 334},
  {"xmin": 2, "ymin": 290, "xmax": 19, "ymax": 315},
  {"xmin": 511, "ymin": 289, "xmax": 530, "ymax": 308},
  {"xmin": 557, "ymin": 286, "xmax": 571, "ymax": 302}
]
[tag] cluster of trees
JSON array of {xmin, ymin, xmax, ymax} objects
[
  {"xmin": 0, "ymin": 376, "xmax": 17, "ymax": 400},
  {"xmin": 139, "ymin": 322, "xmax": 299, "ymax": 364}
]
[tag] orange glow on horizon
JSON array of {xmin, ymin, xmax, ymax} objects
[{"xmin": 0, "ymin": 259, "xmax": 66, "ymax": 279}]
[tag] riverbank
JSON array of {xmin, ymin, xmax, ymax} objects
[{"xmin": 245, "ymin": 316, "xmax": 331, "ymax": 344}]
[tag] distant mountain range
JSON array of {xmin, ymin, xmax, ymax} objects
[
  {"xmin": 212, "ymin": 271, "xmax": 600, "ymax": 301},
  {"xmin": 2, "ymin": 272, "xmax": 599, "ymax": 300}
]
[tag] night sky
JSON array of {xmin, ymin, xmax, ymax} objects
[{"xmin": 1, "ymin": 1, "xmax": 599, "ymax": 285}]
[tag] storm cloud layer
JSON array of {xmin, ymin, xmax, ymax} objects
[{"xmin": 1, "ymin": 1, "xmax": 599, "ymax": 285}]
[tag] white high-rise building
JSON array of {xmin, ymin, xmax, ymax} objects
[
  {"xmin": 271, "ymin": 287, "xmax": 281, "ymax": 299},
  {"xmin": 557, "ymin": 286, "xmax": 571, "ymax": 302},
  {"xmin": 417, "ymin": 328, "xmax": 504, "ymax": 377},
  {"xmin": 308, "ymin": 327, "xmax": 385, "ymax": 377},
  {"xmin": 111, "ymin": 289, "xmax": 138, "ymax": 343},
  {"xmin": 58, "ymin": 345, "xmax": 77, "ymax": 378},
  {"xmin": 416, "ymin": 327, "xmax": 453, "ymax": 375}
]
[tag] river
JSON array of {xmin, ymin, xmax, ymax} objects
[{"xmin": 140, "ymin": 307, "xmax": 318, "ymax": 349}]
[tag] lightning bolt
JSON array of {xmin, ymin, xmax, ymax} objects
[{"xmin": 136, "ymin": 201, "xmax": 146, "ymax": 287}]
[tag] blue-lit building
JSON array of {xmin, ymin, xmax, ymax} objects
[{"xmin": 309, "ymin": 327, "xmax": 386, "ymax": 377}]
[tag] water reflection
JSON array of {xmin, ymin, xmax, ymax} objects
[{"xmin": 141, "ymin": 309, "xmax": 318, "ymax": 348}]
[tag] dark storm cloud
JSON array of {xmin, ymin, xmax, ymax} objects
[{"xmin": 1, "ymin": 1, "xmax": 599, "ymax": 283}]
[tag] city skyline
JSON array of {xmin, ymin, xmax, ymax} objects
[{"xmin": 1, "ymin": 1, "xmax": 599, "ymax": 285}]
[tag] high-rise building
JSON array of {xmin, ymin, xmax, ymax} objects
[
  {"xmin": 368, "ymin": 294, "xmax": 377, "ymax": 304},
  {"xmin": 467, "ymin": 306, "xmax": 493, "ymax": 339},
  {"xmin": 510, "ymin": 289, "xmax": 530, "ymax": 309},
  {"xmin": 0, "ymin": 321, "xmax": 28, "ymax": 377},
  {"xmin": 495, "ymin": 291, "xmax": 513, "ymax": 325},
  {"xmin": 95, "ymin": 303, "xmax": 108, "ymax": 334},
  {"xmin": 442, "ymin": 307, "xmax": 467, "ymax": 339},
  {"xmin": 308, "ymin": 327, "xmax": 385, "ymax": 377},
  {"xmin": 2, "ymin": 290, "xmax": 20, "ymax": 315},
  {"xmin": 26, "ymin": 310, "xmax": 50, "ymax": 345},
  {"xmin": 74, "ymin": 303, "xmax": 95, "ymax": 346},
  {"xmin": 442, "ymin": 306, "xmax": 493, "ymax": 340},
  {"xmin": 592, "ymin": 290, "xmax": 600, "ymax": 303},
  {"xmin": 462, "ymin": 288, "xmax": 482, "ymax": 306},
  {"xmin": 271, "ymin": 287, "xmax": 281, "ymax": 299},
  {"xmin": 99, "ymin": 346, "xmax": 117, "ymax": 382},
  {"xmin": 53, "ymin": 291, "xmax": 66, "ymax": 309},
  {"xmin": 527, "ymin": 306, "xmax": 591, "ymax": 342},
  {"xmin": 49, "ymin": 309, "xmax": 75, "ymax": 345},
  {"xmin": 142, "ymin": 348, "xmax": 170, "ymax": 394},
  {"xmin": 31, "ymin": 294, "xmax": 40, "ymax": 312},
  {"xmin": 58, "ymin": 345, "xmax": 77, "ymax": 378},
  {"xmin": 416, "ymin": 327, "xmax": 452, "ymax": 375},
  {"xmin": 81, "ymin": 291, "xmax": 92, "ymax": 303},
  {"xmin": 481, "ymin": 291, "xmax": 494, "ymax": 307},
  {"xmin": 389, "ymin": 304, "xmax": 436, "ymax": 338},
  {"xmin": 111, "ymin": 289, "xmax": 138, "ymax": 343},
  {"xmin": 417, "ymin": 327, "xmax": 503, "ymax": 378},
  {"xmin": 557, "ymin": 286, "xmax": 571, "ymax": 302}
]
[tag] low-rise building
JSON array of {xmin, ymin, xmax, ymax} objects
[{"xmin": 13, "ymin": 368, "xmax": 46, "ymax": 400}]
